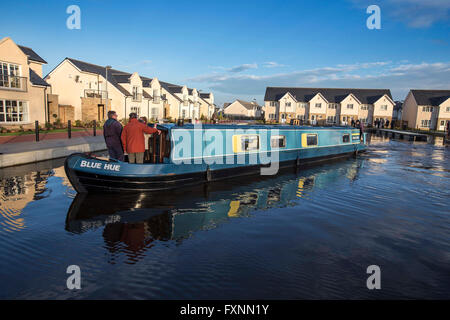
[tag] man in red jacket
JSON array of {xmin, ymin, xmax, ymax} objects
[{"xmin": 121, "ymin": 113, "xmax": 161, "ymax": 164}]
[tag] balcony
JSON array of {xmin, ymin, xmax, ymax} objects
[
  {"xmin": 0, "ymin": 75, "xmax": 27, "ymax": 92},
  {"xmin": 85, "ymin": 89, "xmax": 107, "ymax": 99},
  {"xmin": 132, "ymin": 93, "xmax": 142, "ymax": 102}
]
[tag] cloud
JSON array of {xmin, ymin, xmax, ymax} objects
[
  {"xmin": 228, "ymin": 63, "xmax": 258, "ymax": 73},
  {"xmin": 351, "ymin": 0, "xmax": 450, "ymax": 28},
  {"xmin": 263, "ymin": 62, "xmax": 287, "ymax": 68},
  {"xmin": 188, "ymin": 61, "xmax": 450, "ymax": 102}
]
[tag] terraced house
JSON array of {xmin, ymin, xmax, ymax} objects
[
  {"xmin": 45, "ymin": 58, "xmax": 214, "ymax": 123},
  {"xmin": 401, "ymin": 89, "xmax": 450, "ymax": 131},
  {"xmin": 263, "ymin": 87, "xmax": 394, "ymax": 126},
  {"xmin": 223, "ymin": 99, "xmax": 262, "ymax": 118},
  {"xmin": 0, "ymin": 37, "xmax": 51, "ymax": 129}
]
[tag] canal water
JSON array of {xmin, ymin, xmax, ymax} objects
[{"xmin": 0, "ymin": 134, "xmax": 449, "ymax": 299}]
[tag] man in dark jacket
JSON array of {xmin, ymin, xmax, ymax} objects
[{"xmin": 103, "ymin": 111, "xmax": 124, "ymax": 161}]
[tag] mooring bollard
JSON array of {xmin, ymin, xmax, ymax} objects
[
  {"xmin": 68, "ymin": 120, "xmax": 72, "ymax": 139},
  {"xmin": 35, "ymin": 120, "xmax": 39, "ymax": 142},
  {"xmin": 93, "ymin": 120, "xmax": 97, "ymax": 136}
]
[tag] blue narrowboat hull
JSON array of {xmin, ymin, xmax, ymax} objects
[{"xmin": 64, "ymin": 125, "xmax": 367, "ymax": 193}]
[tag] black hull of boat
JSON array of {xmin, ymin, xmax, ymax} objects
[{"xmin": 64, "ymin": 151, "xmax": 361, "ymax": 193}]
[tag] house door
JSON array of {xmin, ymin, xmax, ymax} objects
[
  {"xmin": 98, "ymin": 104, "xmax": 105, "ymax": 121},
  {"xmin": 439, "ymin": 120, "xmax": 448, "ymax": 131}
]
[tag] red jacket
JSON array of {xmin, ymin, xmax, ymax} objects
[{"xmin": 121, "ymin": 119, "xmax": 158, "ymax": 153}]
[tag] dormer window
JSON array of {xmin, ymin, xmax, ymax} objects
[
  {"xmin": 132, "ymin": 86, "xmax": 141, "ymax": 102},
  {"xmin": 153, "ymin": 88, "xmax": 160, "ymax": 103}
]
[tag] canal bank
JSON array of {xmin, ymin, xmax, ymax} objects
[{"xmin": 0, "ymin": 136, "xmax": 106, "ymax": 168}]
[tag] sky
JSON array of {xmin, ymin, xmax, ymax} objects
[{"xmin": 1, "ymin": 0, "xmax": 449, "ymax": 106}]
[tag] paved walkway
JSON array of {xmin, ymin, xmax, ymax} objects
[
  {"xmin": 0, "ymin": 135, "xmax": 107, "ymax": 168},
  {"xmin": 0, "ymin": 129, "xmax": 102, "ymax": 144}
]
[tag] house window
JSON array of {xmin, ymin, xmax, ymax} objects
[
  {"xmin": 241, "ymin": 135, "xmax": 259, "ymax": 151},
  {"xmin": 297, "ymin": 115, "xmax": 306, "ymax": 120},
  {"xmin": 299, "ymin": 103, "xmax": 308, "ymax": 108},
  {"xmin": 130, "ymin": 106, "xmax": 140, "ymax": 116},
  {"xmin": 328, "ymin": 104, "xmax": 338, "ymax": 109},
  {"xmin": 421, "ymin": 120, "xmax": 431, "ymax": 128},
  {"xmin": 327, "ymin": 116, "xmax": 337, "ymax": 123},
  {"xmin": 347, "ymin": 104, "xmax": 353, "ymax": 109},
  {"xmin": 343, "ymin": 134, "xmax": 350, "ymax": 143},
  {"xmin": 446, "ymin": 107, "xmax": 450, "ymax": 112},
  {"xmin": 441, "ymin": 120, "xmax": 445, "ymax": 126},
  {"xmin": 270, "ymin": 101, "xmax": 277, "ymax": 107},
  {"xmin": 0, "ymin": 61, "xmax": 21, "ymax": 88},
  {"xmin": 151, "ymin": 107, "xmax": 159, "ymax": 120},
  {"xmin": 360, "ymin": 105, "xmax": 369, "ymax": 110},
  {"xmin": 271, "ymin": 135, "xmax": 286, "ymax": 148},
  {"xmin": 281, "ymin": 113, "xmax": 286, "ymax": 119},
  {"xmin": 422, "ymin": 106, "xmax": 433, "ymax": 112},
  {"xmin": 285, "ymin": 102, "xmax": 291, "ymax": 107},
  {"xmin": 268, "ymin": 113, "xmax": 276, "ymax": 120},
  {"xmin": 315, "ymin": 103, "xmax": 322, "ymax": 108},
  {"xmin": 0, "ymin": 100, "xmax": 28, "ymax": 123},
  {"xmin": 306, "ymin": 134, "xmax": 318, "ymax": 146},
  {"xmin": 182, "ymin": 109, "xmax": 186, "ymax": 118},
  {"xmin": 380, "ymin": 105, "xmax": 388, "ymax": 111}
]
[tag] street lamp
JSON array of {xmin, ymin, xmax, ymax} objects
[{"xmin": 105, "ymin": 65, "xmax": 112, "ymax": 120}]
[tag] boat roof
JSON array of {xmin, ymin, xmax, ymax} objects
[{"xmin": 157, "ymin": 123, "xmax": 357, "ymax": 131}]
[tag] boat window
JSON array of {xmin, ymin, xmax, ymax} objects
[
  {"xmin": 306, "ymin": 134, "xmax": 318, "ymax": 146},
  {"xmin": 343, "ymin": 134, "xmax": 350, "ymax": 143},
  {"xmin": 271, "ymin": 135, "xmax": 286, "ymax": 148},
  {"xmin": 241, "ymin": 135, "xmax": 259, "ymax": 152}
]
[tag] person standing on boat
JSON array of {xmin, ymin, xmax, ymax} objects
[
  {"xmin": 103, "ymin": 111, "xmax": 124, "ymax": 161},
  {"xmin": 121, "ymin": 113, "xmax": 161, "ymax": 164}
]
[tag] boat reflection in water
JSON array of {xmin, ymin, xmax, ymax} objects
[{"xmin": 66, "ymin": 158, "xmax": 364, "ymax": 263}]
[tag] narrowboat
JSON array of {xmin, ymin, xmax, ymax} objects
[{"xmin": 64, "ymin": 124, "xmax": 367, "ymax": 193}]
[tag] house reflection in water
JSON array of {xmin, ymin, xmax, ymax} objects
[
  {"xmin": 0, "ymin": 170, "xmax": 52, "ymax": 233},
  {"xmin": 66, "ymin": 159, "xmax": 363, "ymax": 264}
]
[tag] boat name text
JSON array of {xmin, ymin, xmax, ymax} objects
[{"xmin": 80, "ymin": 160, "xmax": 120, "ymax": 172}]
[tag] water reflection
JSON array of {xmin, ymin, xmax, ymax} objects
[
  {"xmin": 65, "ymin": 159, "xmax": 363, "ymax": 264},
  {"xmin": 0, "ymin": 167, "xmax": 55, "ymax": 233}
]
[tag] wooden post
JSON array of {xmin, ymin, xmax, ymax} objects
[
  {"xmin": 68, "ymin": 120, "xmax": 72, "ymax": 139},
  {"xmin": 159, "ymin": 131, "xmax": 164, "ymax": 163},
  {"xmin": 35, "ymin": 120, "xmax": 39, "ymax": 142},
  {"xmin": 152, "ymin": 134, "xmax": 157, "ymax": 163},
  {"xmin": 93, "ymin": 120, "xmax": 97, "ymax": 136}
]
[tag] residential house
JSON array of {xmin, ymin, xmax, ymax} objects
[
  {"xmin": 199, "ymin": 92, "xmax": 215, "ymax": 119},
  {"xmin": 223, "ymin": 99, "xmax": 262, "ymax": 118},
  {"xmin": 402, "ymin": 89, "xmax": 450, "ymax": 131},
  {"xmin": 45, "ymin": 58, "xmax": 214, "ymax": 123},
  {"xmin": 263, "ymin": 87, "xmax": 394, "ymax": 126},
  {"xmin": 393, "ymin": 101, "xmax": 403, "ymax": 121},
  {"xmin": 0, "ymin": 37, "xmax": 51, "ymax": 128}
]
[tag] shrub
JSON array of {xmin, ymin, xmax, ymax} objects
[{"xmin": 75, "ymin": 120, "xmax": 83, "ymax": 128}]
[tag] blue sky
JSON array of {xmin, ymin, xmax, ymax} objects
[{"xmin": 1, "ymin": 0, "xmax": 449, "ymax": 106}]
